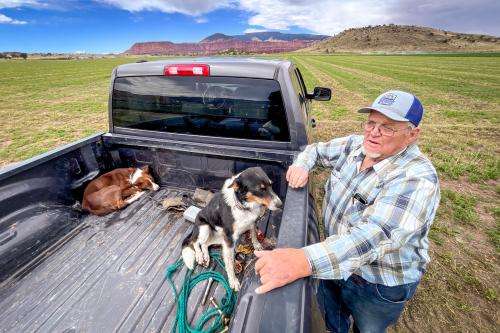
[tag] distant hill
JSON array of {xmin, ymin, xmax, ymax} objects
[
  {"xmin": 200, "ymin": 31, "xmax": 329, "ymax": 43},
  {"xmin": 0, "ymin": 52, "xmax": 28, "ymax": 59},
  {"xmin": 200, "ymin": 33, "xmax": 234, "ymax": 43},
  {"xmin": 125, "ymin": 32, "xmax": 329, "ymax": 55},
  {"xmin": 303, "ymin": 24, "xmax": 500, "ymax": 53}
]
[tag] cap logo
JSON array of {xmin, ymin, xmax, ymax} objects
[{"xmin": 379, "ymin": 93, "xmax": 397, "ymax": 106}]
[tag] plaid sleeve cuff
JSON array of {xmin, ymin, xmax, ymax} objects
[
  {"xmin": 302, "ymin": 247, "xmax": 317, "ymax": 276},
  {"xmin": 292, "ymin": 149, "xmax": 314, "ymax": 171},
  {"xmin": 302, "ymin": 242, "xmax": 341, "ymax": 280},
  {"xmin": 291, "ymin": 159, "xmax": 311, "ymax": 171}
]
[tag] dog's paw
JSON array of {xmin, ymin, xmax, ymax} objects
[
  {"xmin": 185, "ymin": 258, "xmax": 195, "ymax": 270},
  {"xmin": 228, "ymin": 277, "xmax": 241, "ymax": 291},
  {"xmin": 202, "ymin": 253, "xmax": 210, "ymax": 267},
  {"xmin": 195, "ymin": 251, "xmax": 205, "ymax": 266}
]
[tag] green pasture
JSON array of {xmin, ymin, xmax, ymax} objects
[{"xmin": 0, "ymin": 53, "xmax": 499, "ymax": 331}]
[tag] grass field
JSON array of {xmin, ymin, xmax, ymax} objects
[{"xmin": 1, "ymin": 54, "xmax": 499, "ymax": 331}]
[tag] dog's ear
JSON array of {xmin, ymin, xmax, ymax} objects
[
  {"xmin": 141, "ymin": 165, "xmax": 150, "ymax": 173},
  {"xmin": 251, "ymin": 166, "xmax": 264, "ymax": 173},
  {"xmin": 228, "ymin": 176, "xmax": 240, "ymax": 190},
  {"xmin": 253, "ymin": 166, "xmax": 270, "ymax": 180}
]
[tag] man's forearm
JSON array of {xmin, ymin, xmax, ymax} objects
[{"xmin": 293, "ymin": 135, "xmax": 354, "ymax": 170}]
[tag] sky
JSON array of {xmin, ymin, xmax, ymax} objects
[{"xmin": 1, "ymin": 0, "xmax": 499, "ymax": 54}]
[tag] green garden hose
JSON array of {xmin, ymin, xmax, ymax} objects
[{"xmin": 165, "ymin": 251, "xmax": 238, "ymax": 333}]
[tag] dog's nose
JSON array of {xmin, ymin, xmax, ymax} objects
[
  {"xmin": 270, "ymin": 196, "xmax": 282, "ymax": 210},
  {"xmin": 275, "ymin": 197, "xmax": 282, "ymax": 208}
]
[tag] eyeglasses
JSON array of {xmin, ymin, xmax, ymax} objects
[{"xmin": 361, "ymin": 120, "xmax": 411, "ymax": 137}]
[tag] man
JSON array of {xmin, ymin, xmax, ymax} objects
[{"xmin": 254, "ymin": 90, "xmax": 440, "ymax": 332}]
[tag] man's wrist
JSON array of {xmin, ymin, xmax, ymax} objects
[
  {"xmin": 291, "ymin": 160, "xmax": 309, "ymax": 172},
  {"xmin": 296, "ymin": 248, "xmax": 313, "ymax": 277},
  {"xmin": 300, "ymin": 246, "xmax": 317, "ymax": 277}
]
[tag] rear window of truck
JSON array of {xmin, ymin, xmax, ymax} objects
[{"xmin": 112, "ymin": 76, "xmax": 290, "ymax": 142}]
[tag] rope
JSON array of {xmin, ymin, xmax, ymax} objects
[{"xmin": 165, "ymin": 251, "xmax": 238, "ymax": 333}]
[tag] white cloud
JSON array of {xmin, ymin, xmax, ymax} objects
[
  {"xmin": 1, "ymin": 0, "xmax": 498, "ymax": 35},
  {"xmin": 96, "ymin": 0, "xmax": 233, "ymax": 17},
  {"xmin": 238, "ymin": 0, "xmax": 391, "ymax": 35},
  {"xmin": 0, "ymin": 0, "xmax": 47, "ymax": 25},
  {"xmin": 0, "ymin": 1, "xmax": 40, "ymax": 8},
  {"xmin": 97, "ymin": 0, "xmax": 392, "ymax": 35},
  {"xmin": 238, "ymin": 0, "xmax": 500, "ymax": 36},
  {"xmin": 244, "ymin": 27, "xmax": 267, "ymax": 33},
  {"xmin": 0, "ymin": 12, "xmax": 26, "ymax": 24},
  {"xmin": 0, "ymin": 0, "xmax": 74, "ymax": 13},
  {"xmin": 390, "ymin": 0, "xmax": 500, "ymax": 36},
  {"xmin": 194, "ymin": 16, "xmax": 207, "ymax": 23}
]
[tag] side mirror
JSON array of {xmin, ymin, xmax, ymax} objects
[{"xmin": 307, "ymin": 87, "xmax": 331, "ymax": 101}]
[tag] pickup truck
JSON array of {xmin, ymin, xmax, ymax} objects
[{"xmin": 0, "ymin": 58, "xmax": 331, "ymax": 333}]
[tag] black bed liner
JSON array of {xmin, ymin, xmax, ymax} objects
[{"xmin": 0, "ymin": 187, "xmax": 242, "ymax": 333}]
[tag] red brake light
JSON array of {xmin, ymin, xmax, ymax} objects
[{"xmin": 164, "ymin": 64, "xmax": 210, "ymax": 76}]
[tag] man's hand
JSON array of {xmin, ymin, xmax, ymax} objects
[
  {"xmin": 254, "ymin": 248, "xmax": 312, "ymax": 294},
  {"xmin": 286, "ymin": 165, "xmax": 309, "ymax": 188}
]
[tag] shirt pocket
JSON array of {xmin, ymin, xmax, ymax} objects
[
  {"xmin": 325, "ymin": 170, "xmax": 349, "ymax": 206},
  {"xmin": 328, "ymin": 169, "xmax": 349, "ymax": 190},
  {"xmin": 342, "ymin": 179, "xmax": 383, "ymax": 226},
  {"xmin": 342, "ymin": 201, "xmax": 365, "ymax": 227}
]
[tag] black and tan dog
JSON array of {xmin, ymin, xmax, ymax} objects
[{"xmin": 181, "ymin": 167, "xmax": 282, "ymax": 290}]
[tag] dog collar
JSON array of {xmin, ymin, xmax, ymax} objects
[{"xmin": 233, "ymin": 192, "xmax": 250, "ymax": 211}]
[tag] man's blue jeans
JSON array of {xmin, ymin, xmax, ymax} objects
[{"xmin": 317, "ymin": 274, "xmax": 419, "ymax": 333}]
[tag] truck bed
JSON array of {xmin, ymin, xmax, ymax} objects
[
  {"xmin": 0, "ymin": 133, "xmax": 321, "ymax": 332},
  {"xmin": 0, "ymin": 187, "xmax": 238, "ymax": 333}
]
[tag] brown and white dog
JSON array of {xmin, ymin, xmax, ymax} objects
[
  {"xmin": 181, "ymin": 167, "xmax": 282, "ymax": 291},
  {"xmin": 82, "ymin": 166, "xmax": 159, "ymax": 216}
]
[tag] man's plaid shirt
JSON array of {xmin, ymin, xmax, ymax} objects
[{"xmin": 295, "ymin": 135, "xmax": 440, "ymax": 286}]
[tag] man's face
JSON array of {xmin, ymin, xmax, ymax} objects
[{"xmin": 363, "ymin": 111, "xmax": 420, "ymax": 161}]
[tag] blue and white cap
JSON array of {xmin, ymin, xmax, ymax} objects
[{"xmin": 358, "ymin": 90, "xmax": 424, "ymax": 126}]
